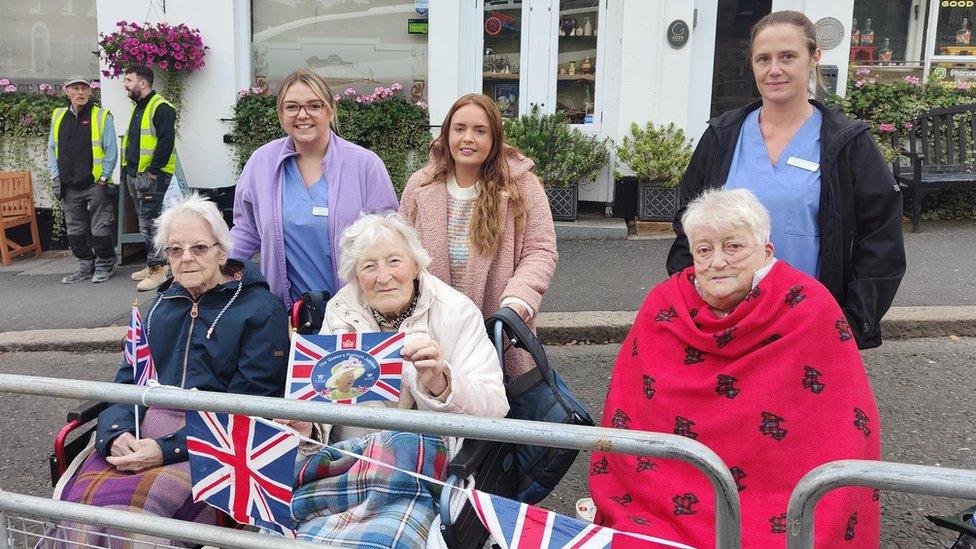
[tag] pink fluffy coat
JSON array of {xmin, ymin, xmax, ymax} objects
[{"xmin": 399, "ymin": 151, "xmax": 558, "ymax": 375}]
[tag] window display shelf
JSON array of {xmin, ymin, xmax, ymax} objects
[
  {"xmin": 557, "ymin": 74, "xmax": 595, "ymax": 82},
  {"xmin": 483, "ymin": 72, "xmax": 520, "ymax": 80}
]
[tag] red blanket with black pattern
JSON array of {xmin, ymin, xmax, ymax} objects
[{"xmin": 589, "ymin": 261, "xmax": 880, "ymax": 549}]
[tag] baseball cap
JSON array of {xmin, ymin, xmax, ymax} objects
[{"xmin": 63, "ymin": 75, "xmax": 91, "ymax": 87}]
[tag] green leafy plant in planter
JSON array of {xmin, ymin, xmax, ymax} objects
[
  {"xmin": 616, "ymin": 121, "xmax": 694, "ymax": 221},
  {"xmin": 503, "ymin": 105, "xmax": 610, "ymax": 221}
]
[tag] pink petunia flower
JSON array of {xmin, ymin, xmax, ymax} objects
[
  {"xmin": 855, "ymin": 67, "xmax": 871, "ymax": 76},
  {"xmin": 159, "ymin": 60, "xmax": 169, "ymax": 69},
  {"xmin": 878, "ymin": 123, "xmax": 896, "ymax": 133},
  {"xmin": 855, "ymin": 79, "xmax": 865, "ymax": 88},
  {"xmin": 390, "ymin": 82, "xmax": 403, "ymax": 91},
  {"xmin": 4, "ymin": 84, "xmax": 16, "ymax": 92},
  {"xmin": 904, "ymin": 75, "xmax": 921, "ymax": 85},
  {"xmin": 38, "ymin": 83, "xmax": 52, "ymax": 92},
  {"xmin": 0, "ymin": 78, "xmax": 9, "ymax": 86},
  {"xmin": 344, "ymin": 87, "xmax": 356, "ymax": 96},
  {"xmin": 415, "ymin": 100, "xmax": 428, "ymax": 109},
  {"xmin": 333, "ymin": 94, "xmax": 342, "ymax": 101},
  {"xmin": 251, "ymin": 86, "xmax": 262, "ymax": 94},
  {"xmin": 903, "ymin": 122, "xmax": 914, "ymax": 130}
]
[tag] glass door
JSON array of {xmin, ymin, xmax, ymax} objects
[
  {"xmin": 710, "ymin": 0, "xmax": 771, "ymax": 117},
  {"xmin": 482, "ymin": 0, "xmax": 524, "ymax": 118},
  {"xmin": 555, "ymin": 0, "xmax": 600, "ymax": 124}
]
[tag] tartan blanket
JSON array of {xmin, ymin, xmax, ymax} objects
[
  {"xmin": 43, "ymin": 407, "xmax": 216, "ymax": 548},
  {"xmin": 292, "ymin": 430, "xmax": 449, "ymax": 548}
]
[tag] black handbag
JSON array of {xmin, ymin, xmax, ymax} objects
[{"xmin": 487, "ymin": 308, "xmax": 595, "ymax": 504}]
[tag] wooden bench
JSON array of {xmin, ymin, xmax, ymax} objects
[
  {"xmin": 892, "ymin": 103, "xmax": 976, "ymax": 232},
  {"xmin": 0, "ymin": 171, "xmax": 43, "ymax": 265}
]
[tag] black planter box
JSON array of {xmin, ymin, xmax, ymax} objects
[
  {"xmin": 545, "ymin": 185, "xmax": 578, "ymax": 222},
  {"xmin": 637, "ymin": 180, "xmax": 678, "ymax": 221}
]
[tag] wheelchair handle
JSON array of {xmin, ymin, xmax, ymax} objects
[{"xmin": 439, "ymin": 473, "xmax": 463, "ymax": 528}]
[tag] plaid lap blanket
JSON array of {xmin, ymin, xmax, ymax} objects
[
  {"xmin": 43, "ymin": 408, "xmax": 216, "ymax": 548},
  {"xmin": 291, "ymin": 430, "xmax": 449, "ymax": 548}
]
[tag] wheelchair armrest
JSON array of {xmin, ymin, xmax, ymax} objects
[
  {"xmin": 447, "ymin": 438, "xmax": 495, "ymax": 479},
  {"xmin": 68, "ymin": 400, "xmax": 112, "ymax": 424},
  {"xmin": 67, "ymin": 400, "xmax": 111, "ymax": 424}
]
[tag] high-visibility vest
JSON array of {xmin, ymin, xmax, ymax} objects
[
  {"xmin": 52, "ymin": 105, "xmax": 111, "ymax": 182},
  {"xmin": 121, "ymin": 93, "xmax": 176, "ymax": 175}
]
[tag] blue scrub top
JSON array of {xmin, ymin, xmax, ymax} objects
[
  {"xmin": 725, "ymin": 108, "xmax": 823, "ymax": 277},
  {"xmin": 281, "ymin": 156, "xmax": 337, "ymax": 303}
]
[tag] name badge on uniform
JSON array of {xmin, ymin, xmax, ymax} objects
[
  {"xmin": 786, "ymin": 156, "xmax": 819, "ymax": 172},
  {"xmin": 312, "ymin": 206, "xmax": 329, "ymax": 217}
]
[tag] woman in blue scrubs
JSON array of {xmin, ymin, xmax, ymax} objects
[{"xmin": 667, "ymin": 10, "xmax": 905, "ymax": 350}]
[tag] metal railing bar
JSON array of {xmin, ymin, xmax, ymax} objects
[
  {"xmin": 0, "ymin": 490, "xmax": 333, "ymax": 549},
  {"xmin": 786, "ymin": 459, "xmax": 976, "ymax": 548},
  {"xmin": 0, "ymin": 373, "xmax": 742, "ymax": 549}
]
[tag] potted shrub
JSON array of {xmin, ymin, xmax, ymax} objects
[
  {"xmin": 616, "ymin": 121, "xmax": 694, "ymax": 221},
  {"xmin": 504, "ymin": 105, "xmax": 610, "ymax": 221}
]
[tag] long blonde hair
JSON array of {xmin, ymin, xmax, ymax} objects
[{"xmin": 421, "ymin": 93, "xmax": 526, "ymax": 256}]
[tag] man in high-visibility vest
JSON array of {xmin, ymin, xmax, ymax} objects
[
  {"xmin": 121, "ymin": 65, "xmax": 177, "ymax": 291},
  {"xmin": 46, "ymin": 75, "xmax": 118, "ymax": 284}
]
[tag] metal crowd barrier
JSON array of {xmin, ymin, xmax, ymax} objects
[
  {"xmin": 786, "ymin": 459, "xmax": 976, "ymax": 548},
  {"xmin": 0, "ymin": 373, "xmax": 743, "ymax": 549},
  {"xmin": 0, "ymin": 491, "xmax": 333, "ymax": 549}
]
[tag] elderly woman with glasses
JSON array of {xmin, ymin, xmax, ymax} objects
[
  {"xmin": 284, "ymin": 212, "xmax": 508, "ymax": 547},
  {"xmin": 230, "ymin": 69, "xmax": 398, "ymax": 308},
  {"xmin": 589, "ymin": 188, "xmax": 881, "ymax": 549},
  {"xmin": 52, "ymin": 193, "xmax": 289, "ymax": 544}
]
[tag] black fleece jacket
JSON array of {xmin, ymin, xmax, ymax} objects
[{"xmin": 667, "ymin": 100, "xmax": 906, "ymax": 350}]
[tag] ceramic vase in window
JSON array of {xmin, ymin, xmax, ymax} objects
[
  {"xmin": 860, "ymin": 18, "xmax": 875, "ymax": 46},
  {"xmin": 958, "ymin": 18, "xmax": 972, "ymax": 45},
  {"xmin": 851, "ymin": 18, "xmax": 860, "ymax": 47}
]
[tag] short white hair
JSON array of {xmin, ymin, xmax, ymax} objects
[
  {"xmin": 153, "ymin": 192, "xmax": 232, "ymax": 254},
  {"xmin": 681, "ymin": 188, "xmax": 771, "ymax": 246},
  {"xmin": 338, "ymin": 212, "xmax": 431, "ymax": 282}
]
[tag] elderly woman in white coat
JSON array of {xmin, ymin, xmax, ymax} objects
[{"xmin": 287, "ymin": 212, "xmax": 508, "ymax": 548}]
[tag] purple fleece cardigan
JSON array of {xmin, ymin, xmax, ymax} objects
[{"xmin": 229, "ymin": 132, "xmax": 398, "ymax": 308}]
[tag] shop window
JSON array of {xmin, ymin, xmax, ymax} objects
[
  {"xmin": 555, "ymin": 0, "xmax": 598, "ymax": 124},
  {"xmin": 0, "ymin": 3, "xmax": 96, "ymax": 80},
  {"xmin": 935, "ymin": 1, "xmax": 976, "ymax": 56},
  {"xmin": 482, "ymin": 0, "xmax": 523, "ymax": 118},
  {"xmin": 251, "ymin": 0, "xmax": 429, "ymax": 102},
  {"xmin": 851, "ymin": 0, "xmax": 915, "ymax": 64}
]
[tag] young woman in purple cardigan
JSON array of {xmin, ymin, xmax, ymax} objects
[{"xmin": 230, "ymin": 69, "xmax": 398, "ymax": 308}]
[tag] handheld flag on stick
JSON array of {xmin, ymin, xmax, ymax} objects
[
  {"xmin": 185, "ymin": 410, "xmax": 299, "ymax": 536},
  {"xmin": 286, "ymin": 332, "xmax": 404, "ymax": 404},
  {"xmin": 125, "ymin": 300, "xmax": 156, "ymax": 439}
]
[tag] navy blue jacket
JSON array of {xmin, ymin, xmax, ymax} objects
[{"xmin": 96, "ymin": 260, "xmax": 289, "ymax": 464}]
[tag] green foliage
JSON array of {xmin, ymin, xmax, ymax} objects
[
  {"xmin": 502, "ymin": 105, "xmax": 610, "ymax": 188},
  {"xmin": 337, "ymin": 96, "xmax": 431, "ymax": 196},
  {"xmin": 615, "ymin": 121, "xmax": 694, "ymax": 189},
  {"xmin": 0, "ymin": 91, "xmax": 72, "ymax": 138},
  {"xmin": 230, "ymin": 92, "xmax": 430, "ymax": 196}
]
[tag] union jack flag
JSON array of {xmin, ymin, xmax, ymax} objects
[
  {"xmin": 286, "ymin": 332, "xmax": 404, "ymax": 404},
  {"xmin": 124, "ymin": 304, "xmax": 156, "ymax": 386},
  {"xmin": 468, "ymin": 490, "xmax": 694, "ymax": 549},
  {"xmin": 185, "ymin": 410, "xmax": 299, "ymax": 535}
]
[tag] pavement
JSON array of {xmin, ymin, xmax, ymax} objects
[{"xmin": 1, "ymin": 219, "xmax": 974, "ymax": 350}]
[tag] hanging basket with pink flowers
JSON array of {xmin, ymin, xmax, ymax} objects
[{"xmin": 97, "ymin": 20, "xmax": 208, "ymax": 117}]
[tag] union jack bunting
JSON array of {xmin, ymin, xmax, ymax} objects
[
  {"xmin": 124, "ymin": 304, "xmax": 156, "ymax": 386},
  {"xmin": 286, "ymin": 332, "xmax": 404, "ymax": 404},
  {"xmin": 468, "ymin": 490, "xmax": 694, "ymax": 549},
  {"xmin": 185, "ymin": 410, "xmax": 299, "ymax": 535}
]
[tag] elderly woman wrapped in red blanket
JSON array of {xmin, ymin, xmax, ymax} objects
[{"xmin": 589, "ymin": 188, "xmax": 881, "ymax": 549}]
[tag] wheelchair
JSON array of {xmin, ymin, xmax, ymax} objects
[{"xmin": 49, "ymin": 295, "xmax": 585, "ymax": 549}]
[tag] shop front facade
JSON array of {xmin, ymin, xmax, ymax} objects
[{"xmin": 2, "ymin": 0, "xmax": 971, "ymax": 212}]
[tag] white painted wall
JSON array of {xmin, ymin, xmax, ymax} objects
[
  {"xmin": 95, "ymin": 0, "xmax": 247, "ymax": 189},
  {"xmin": 607, "ymin": 0, "xmax": 695, "ymax": 186}
]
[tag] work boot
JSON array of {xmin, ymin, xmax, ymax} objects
[
  {"xmin": 61, "ymin": 259, "xmax": 94, "ymax": 284},
  {"xmin": 131, "ymin": 265, "xmax": 154, "ymax": 281},
  {"xmin": 92, "ymin": 267, "xmax": 114, "ymax": 283},
  {"xmin": 136, "ymin": 266, "xmax": 168, "ymax": 292}
]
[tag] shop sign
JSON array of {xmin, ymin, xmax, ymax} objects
[
  {"xmin": 667, "ymin": 20, "xmax": 689, "ymax": 49},
  {"xmin": 931, "ymin": 63, "xmax": 976, "ymax": 83}
]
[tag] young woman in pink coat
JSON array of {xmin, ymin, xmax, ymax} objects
[{"xmin": 400, "ymin": 94, "xmax": 558, "ymax": 375}]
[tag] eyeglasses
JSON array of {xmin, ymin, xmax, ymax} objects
[
  {"xmin": 164, "ymin": 242, "xmax": 219, "ymax": 259},
  {"xmin": 281, "ymin": 101, "xmax": 327, "ymax": 118},
  {"xmin": 692, "ymin": 241, "xmax": 763, "ymax": 266}
]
